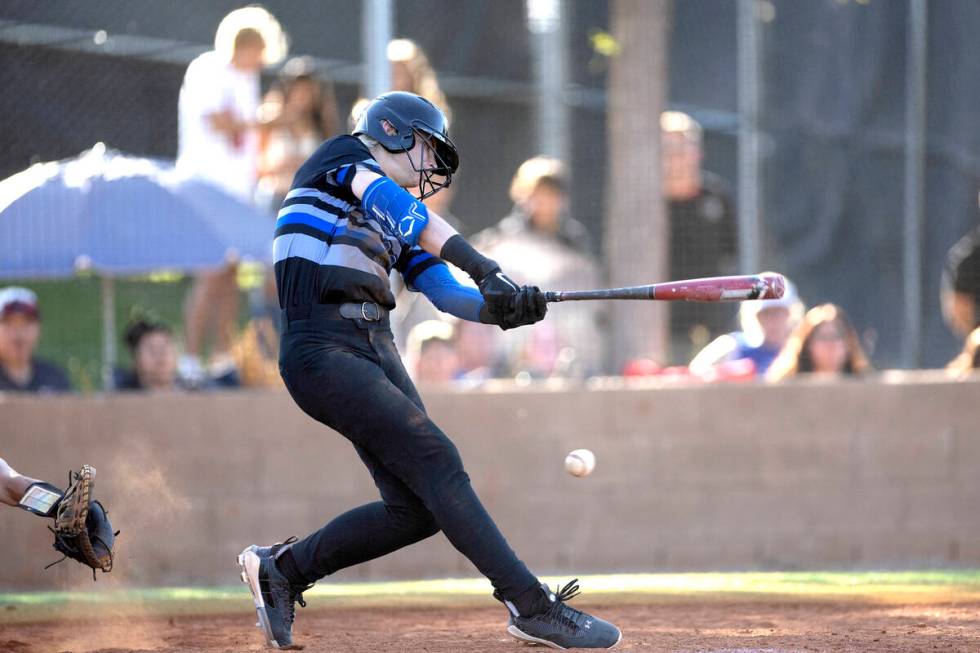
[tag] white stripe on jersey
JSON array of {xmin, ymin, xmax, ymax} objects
[
  {"xmin": 276, "ymin": 202, "xmax": 343, "ymax": 225},
  {"xmin": 324, "ymin": 243, "xmax": 388, "ymax": 280},
  {"xmin": 273, "ymin": 232, "xmax": 329, "ymax": 265},
  {"xmin": 283, "ymin": 187, "xmax": 356, "ymax": 213},
  {"xmin": 284, "ymin": 187, "xmax": 322, "ymax": 200},
  {"xmin": 273, "ymin": 234, "xmax": 388, "ymax": 285}
]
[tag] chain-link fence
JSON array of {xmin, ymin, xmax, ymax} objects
[{"xmin": 0, "ymin": 0, "xmax": 975, "ymax": 391}]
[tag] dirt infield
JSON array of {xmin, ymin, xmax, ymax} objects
[{"xmin": 2, "ymin": 596, "xmax": 979, "ymax": 653}]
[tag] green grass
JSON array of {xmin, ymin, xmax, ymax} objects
[{"xmin": 3, "ymin": 570, "xmax": 980, "ymax": 622}]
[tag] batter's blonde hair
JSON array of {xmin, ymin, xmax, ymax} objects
[{"xmin": 387, "ymin": 39, "xmax": 451, "ymax": 121}]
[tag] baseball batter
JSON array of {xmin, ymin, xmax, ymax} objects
[{"xmin": 237, "ymin": 91, "xmax": 621, "ymax": 650}]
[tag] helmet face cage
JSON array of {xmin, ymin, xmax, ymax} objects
[
  {"xmin": 405, "ymin": 120, "xmax": 457, "ymax": 200},
  {"xmin": 353, "ymin": 92, "xmax": 458, "ymax": 200}
]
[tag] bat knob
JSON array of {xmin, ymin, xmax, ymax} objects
[{"xmin": 760, "ymin": 273, "xmax": 786, "ymax": 300}]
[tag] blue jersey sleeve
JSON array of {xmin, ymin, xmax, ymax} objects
[{"xmin": 399, "ymin": 248, "xmax": 485, "ymax": 322}]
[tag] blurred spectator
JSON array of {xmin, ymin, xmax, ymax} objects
[
  {"xmin": 257, "ymin": 57, "xmax": 341, "ymax": 211},
  {"xmin": 454, "ymin": 319, "xmax": 507, "ymax": 383},
  {"xmin": 347, "ymin": 38, "xmax": 451, "ymax": 133},
  {"xmin": 403, "ymin": 319, "xmax": 513, "ymax": 386},
  {"xmin": 941, "ymin": 222, "xmax": 980, "ymax": 338},
  {"xmin": 406, "ymin": 320, "xmax": 460, "ymax": 384},
  {"xmin": 115, "ymin": 318, "xmax": 182, "ymax": 391},
  {"xmin": 662, "ymin": 111, "xmax": 738, "ymax": 357},
  {"xmin": 115, "ymin": 316, "xmax": 240, "ymax": 391},
  {"xmin": 0, "ymin": 287, "xmax": 71, "ymax": 393},
  {"xmin": 177, "ymin": 7, "xmax": 286, "ymax": 385},
  {"xmin": 387, "ymin": 38, "xmax": 452, "ymax": 120},
  {"xmin": 473, "ymin": 156, "xmax": 603, "ymax": 377},
  {"xmin": 231, "ymin": 316, "xmax": 283, "ymax": 388},
  {"xmin": 115, "ymin": 315, "xmax": 239, "ymax": 390},
  {"xmin": 766, "ymin": 303, "xmax": 871, "ymax": 382},
  {"xmin": 483, "ymin": 156, "xmax": 590, "ymax": 252},
  {"xmin": 689, "ymin": 276, "xmax": 804, "ymax": 378},
  {"xmin": 178, "ymin": 6, "xmax": 286, "ymax": 200},
  {"xmin": 947, "ymin": 326, "xmax": 980, "ymax": 377}
]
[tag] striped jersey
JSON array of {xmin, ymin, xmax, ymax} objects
[{"xmin": 274, "ymin": 135, "xmax": 446, "ymax": 310}]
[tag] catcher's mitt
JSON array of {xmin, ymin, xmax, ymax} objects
[{"xmin": 45, "ymin": 464, "xmax": 118, "ymax": 579}]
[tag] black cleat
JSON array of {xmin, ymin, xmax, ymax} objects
[
  {"xmin": 253, "ymin": 536, "xmax": 298, "ymax": 561},
  {"xmin": 238, "ymin": 541, "xmax": 310, "ymax": 650},
  {"xmin": 496, "ymin": 579, "xmax": 622, "ymax": 650}
]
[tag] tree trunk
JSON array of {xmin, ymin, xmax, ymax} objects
[{"xmin": 604, "ymin": 0, "xmax": 672, "ymax": 372}]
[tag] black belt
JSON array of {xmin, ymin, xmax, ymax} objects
[
  {"xmin": 283, "ymin": 302, "xmax": 387, "ymax": 323},
  {"xmin": 337, "ymin": 301, "xmax": 386, "ymax": 321}
]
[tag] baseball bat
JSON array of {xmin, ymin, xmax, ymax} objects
[{"xmin": 544, "ymin": 273, "xmax": 786, "ymax": 303}]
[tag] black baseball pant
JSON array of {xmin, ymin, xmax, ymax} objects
[{"xmin": 277, "ymin": 303, "xmax": 539, "ymax": 600}]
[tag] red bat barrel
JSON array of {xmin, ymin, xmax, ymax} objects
[
  {"xmin": 652, "ymin": 273, "xmax": 785, "ymax": 301},
  {"xmin": 544, "ymin": 273, "xmax": 786, "ymax": 303}
]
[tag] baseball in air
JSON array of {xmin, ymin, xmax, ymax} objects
[{"xmin": 564, "ymin": 449, "xmax": 596, "ymax": 478}]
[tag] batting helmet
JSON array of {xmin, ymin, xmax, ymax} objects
[{"xmin": 353, "ymin": 91, "xmax": 459, "ymax": 199}]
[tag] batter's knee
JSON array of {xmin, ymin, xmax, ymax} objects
[
  {"xmin": 386, "ymin": 503, "xmax": 440, "ymax": 540},
  {"xmin": 413, "ymin": 439, "xmax": 473, "ymax": 496},
  {"xmin": 433, "ymin": 466, "xmax": 472, "ymax": 497}
]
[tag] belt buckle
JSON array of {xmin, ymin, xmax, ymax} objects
[{"xmin": 361, "ymin": 302, "xmax": 378, "ymax": 321}]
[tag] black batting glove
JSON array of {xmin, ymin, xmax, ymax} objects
[
  {"xmin": 476, "ymin": 268, "xmax": 521, "ymax": 317},
  {"xmin": 479, "ymin": 285, "xmax": 548, "ymax": 331},
  {"xmin": 438, "ymin": 236, "xmax": 542, "ymax": 326}
]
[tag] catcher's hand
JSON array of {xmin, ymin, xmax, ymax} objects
[{"xmin": 46, "ymin": 465, "xmax": 118, "ymax": 579}]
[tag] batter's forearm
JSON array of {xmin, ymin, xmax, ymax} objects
[
  {"xmin": 412, "ymin": 264, "xmax": 487, "ymax": 323},
  {"xmin": 418, "ymin": 212, "xmax": 460, "ymax": 258},
  {"xmin": 438, "ymin": 234, "xmax": 500, "ymax": 284}
]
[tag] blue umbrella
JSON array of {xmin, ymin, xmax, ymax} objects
[
  {"xmin": 0, "ymin": 144, "xmax": 275, "ymax": 387},
  {"xmin": 0, "ymin": 143, "xmax": 272, "ymax": 277}
]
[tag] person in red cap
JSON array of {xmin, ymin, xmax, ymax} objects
[{"xmin": 0, "ymin": 287, "xmax": 71, "ymax": 393}]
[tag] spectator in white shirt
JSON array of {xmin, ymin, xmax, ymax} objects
[{"xmin": 176, "ymin": 7, "xmax": 287, "ymax": 384}]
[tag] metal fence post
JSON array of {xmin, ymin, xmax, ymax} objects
[
  {"xmin": 902, "ymin": 0, "xmax": 927, "ymax": 368},
  {"xmin": 362, "ymin": 0, "xmax": 392, "ymax": 98}
]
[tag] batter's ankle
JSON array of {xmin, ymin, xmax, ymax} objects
[
  {"xmin": 508, "ymin": 582, "xmax": 551, "ymax": 617},
  {"xmin": 274, "ymin": 546, "xmax": 312, "ymax": 588}
]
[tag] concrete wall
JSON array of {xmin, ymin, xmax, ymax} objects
[{"xmin": 2, "ymin": 373, "xmax": 979, "ymax": 590}]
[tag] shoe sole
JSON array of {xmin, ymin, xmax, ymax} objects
[
  {"xmin": 238, "ymin": 545, "xmax": 286, "ymax": 650},
  {"xmin": 507, "ymin": 624, "xmax": 623, "ymax": 650}
]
